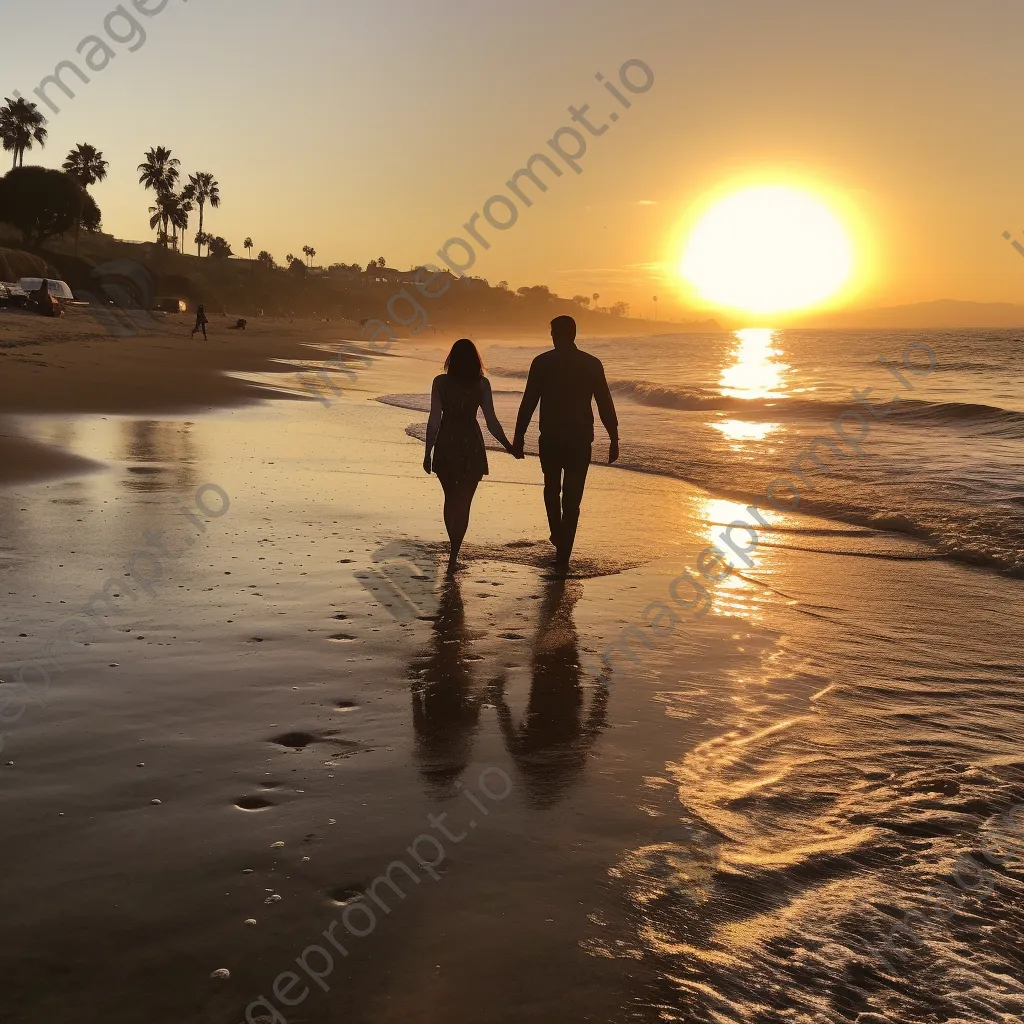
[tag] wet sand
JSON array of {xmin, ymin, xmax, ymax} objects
[{"xmin": 1, "ymin": 324, "xmax": 1022, "ymax": 1023}]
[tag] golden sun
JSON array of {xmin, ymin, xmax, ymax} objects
[{"xmin": 679, "ymin": 185, "xmax": 855, "ymax": 315}]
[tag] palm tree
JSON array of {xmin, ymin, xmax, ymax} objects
[
  {"xmin": 177, "ymin": 182, "xmax": 195, "ymax": 255},
  {"xmin": 286, "ymin": 253, "xmax": 296, "ymax": 267},
  {"xmin": 244, "ymin": 237, "xmax": 253, "ymax": 259},
  {"xmin": 302, "ymin": 245, "xmax": 312, "ymax": 266},
  {"xmin": 149, "ymin": 191, "xmax": 180, "ymax": 247},
  {"xmin": 62, "ymin": 144, "xmax": 109, "ymax": 255},
  {"xmin": 194, "ymin": 230, "xmax": 212, "ymax": 256},
  {"xmin": 308, "ymin": 246, "xmax": 316, "ymax": 267},
  {"xmin": 0, "ymin": 97, "xmax": 48, "ymax": 169},
  {"xmin": 167, "ymin": 193, "xmax": 191, "ymax": 253},
  {"xmin": 148, "ymin": 204, "xmax": 164, "ymax": 239},
  {"xmin": 138, "ymin": 146, "xmax": 180, "ymax": 194},
  {"xmin": 63, "ymin": 143, "xmax": 108, "ymax": 187},
  {"xmin": 187, "ymin": 172, "xmax": 220, "ymax": 256},
  {"xmin": 138, "ymin": 147, "xmax": 180, "ymax": 247}
]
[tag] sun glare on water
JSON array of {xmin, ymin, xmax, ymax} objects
[{"xmin": 679, "ymin": 185, "xmax": 855, "ymax": 315}]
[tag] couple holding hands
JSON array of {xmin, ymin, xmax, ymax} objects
[{"xmin": 423, "ymin": 315, "xmax": 619, "ymax": 576}]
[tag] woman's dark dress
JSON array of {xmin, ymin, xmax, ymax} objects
[{"xmin": 432, "ymin": 377, "xmax": 489, "ymax": 487}]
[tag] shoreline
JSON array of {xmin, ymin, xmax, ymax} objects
[
  {"xmin": 0, "ymin": 308, "xmax": 386, "ymax": 486},
  {"xmin": 3, "ymin": 309, "xmax": 1016, "ymax": 588}
]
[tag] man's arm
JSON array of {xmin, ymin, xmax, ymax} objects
[
  {"xmin": 593, "ymin": 361, "xmax": 619, "ymax": 464},
  {"xmin": 513, "ymin": 359, "xmax": 542, "ymax": 457}
]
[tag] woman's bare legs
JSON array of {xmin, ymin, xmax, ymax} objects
[{"xmin": 441, "ymin": 478, "xmax": 480, "ymax": 574}]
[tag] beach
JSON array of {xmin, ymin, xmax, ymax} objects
[{"xmin": 1, "ymin": 310, "xmax": 1023, "ymax": 1024}]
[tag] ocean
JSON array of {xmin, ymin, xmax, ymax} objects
[
  {"xmin": 382, "ymin": 327, "xmax": 1024, "ymax": 1022},
  {"xmin": 481, "ymin": 328, "xmax": 1024, "ymax": 578}
]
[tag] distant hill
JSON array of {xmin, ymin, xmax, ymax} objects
[{"xmin": 799, "ymin": 300, "xmax": 1024, "ymax": 330}]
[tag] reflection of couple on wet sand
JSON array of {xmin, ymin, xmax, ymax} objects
[
  {"xmin": 410, "ymin": 576, "xmax": 608, "ymax": 807},
  {"xmin": 423, "ymin": 314, "xmax": 619, "ymax": 576}
]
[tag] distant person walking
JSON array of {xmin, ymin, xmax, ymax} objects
[
  {"xmin": 424, "ymin": 339, "xmax": 516, "ymax": 575},
  {"xmin": 31, "ymin": 280, "xmax": 59, "ymax": 318},
  {"xmin": 513, "ymin": 316, "xmax": 619, "ymax": 573},
  {"xmin": 191, "ymin": 303, "xmax": 208, "ymax": 340}
]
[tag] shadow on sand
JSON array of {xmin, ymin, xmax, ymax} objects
[{"xmin": 409, "ymin": 574, "xmax": 608, "ymax": 808}]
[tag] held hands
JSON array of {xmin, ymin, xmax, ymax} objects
[
  {"xmin": 511, "ymin": 439, "xmax": 526, "ymax": 461},
  {"xmin": 609, "ymin": 438, "xmax": 620, "ymax": 465}
]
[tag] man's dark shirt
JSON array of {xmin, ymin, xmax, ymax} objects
[{"xmin": 514, "ymin": 344, "xmax": 618, "ymax": 447}]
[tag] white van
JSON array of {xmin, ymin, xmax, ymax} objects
[{"xmin": 19, "ymin": 278, "xmax": 75, "ymax": 302}]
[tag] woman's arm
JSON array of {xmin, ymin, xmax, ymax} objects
[
  {"xmin": 424, "ymin": 376, "xmax": 443, "ymax": 473},
  {"xmin": 480, "ymin": 378, "xmax": 513, "ymax": 452}
]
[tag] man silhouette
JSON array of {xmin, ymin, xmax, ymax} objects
[{"xmin": 513, "ymin": 315, "xmax": 619, "ymax": 572}]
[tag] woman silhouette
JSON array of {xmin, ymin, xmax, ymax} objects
[{"xmin": 423, "ymin": 339, "xmax": 516, "ymax": 574}]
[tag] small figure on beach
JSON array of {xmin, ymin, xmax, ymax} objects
[
  {"xmin": 31, "ymin": 280, "xmax": 61, "ymax": 318},
  {"xmin": 191, "ymin": 303, "xmax": 209, "ymax": 340},
  {"xmin": 424, "ymin": 338, "xmax": 518, "ymax": 575},
  {"xmin": 228, "ymin": 318, "xmax": 247, "ymax": 330},
  {"xmin": 513, "ymin": 315, "xmax": 619, "ymax": 574}
]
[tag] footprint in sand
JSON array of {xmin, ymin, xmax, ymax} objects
[
  {"xmin": 235, "ymin": 795, "xmax": 275, "ymax": 811},
  {"xmin": 328, "ymin": 886, "xmax": 365, "ymax": 907},
  {"xmin": 327, "ymin": 634, "xmax": 357, "ymax": 643},
  {"xmin": 271, "ymin": 730, "xmax": 362, "ymax": 754},
  {"xmin": 272, "ymin": 731, "xmax": 318, "ymax": 749}
]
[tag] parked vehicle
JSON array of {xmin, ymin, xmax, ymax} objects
[
  {"xmin": 0, "ymin": 282, "xmax": 29, "ymax": 307},
  {"xmin": 19, "ymin": 278, "xmax": 75, "ymax": 302}
]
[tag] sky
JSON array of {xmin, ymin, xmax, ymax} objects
[{"xmin": 4, "ymin": 0, "xmax": 1024, "ymax": 319}]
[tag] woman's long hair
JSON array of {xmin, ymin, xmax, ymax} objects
[{"xmin": 444, "ymin": 338, "xmax": 484, "ymax": 383}]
